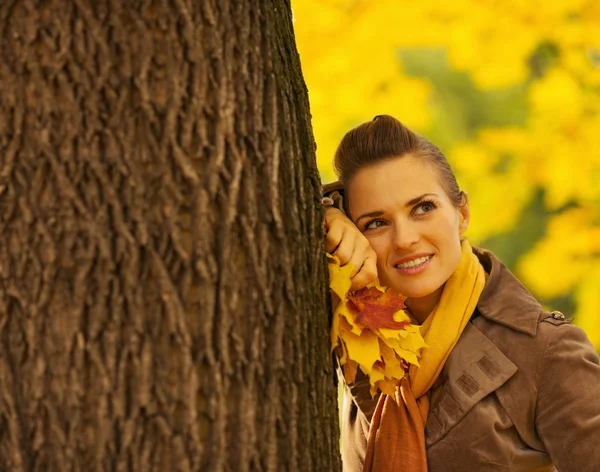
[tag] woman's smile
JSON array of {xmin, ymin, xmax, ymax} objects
[{"xmin": 393, "ymin": 253, "xmax": 433, "ymax": 274}]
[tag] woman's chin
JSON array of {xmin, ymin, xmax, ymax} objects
[
  {"xmin": 380, "ymin": 273, "xmax": 441, "ymax": 299},
  {"xmin": 390, "ymin": 281, "xmax": 443, "ymax": 300}
]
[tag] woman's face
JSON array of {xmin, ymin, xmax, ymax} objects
[{"xmin": 347, "ymin": 155, "xmax": 469, "ymax": 305}]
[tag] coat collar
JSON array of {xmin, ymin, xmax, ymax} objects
[{"xmin": 473, "ymin": 247, "xmax": 541, "ymax": 337}]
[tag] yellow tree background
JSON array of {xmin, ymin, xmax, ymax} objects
[{"xmin": 293, "ymin": 0, "xmax": 600, "ymax": 348}]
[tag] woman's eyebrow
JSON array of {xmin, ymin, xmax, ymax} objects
[{"xmin": 406, "ymin": 193, "xmax": 440, "ymax": 206}]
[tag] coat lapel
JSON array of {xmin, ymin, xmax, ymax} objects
[{"xmin": 425, "ymin": 322, "xmax": 517, "ymax": 447}]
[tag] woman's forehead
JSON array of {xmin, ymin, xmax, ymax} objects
[{"xmin": 347, "ymin": 156, "xmax": 443, "ymax": 204}]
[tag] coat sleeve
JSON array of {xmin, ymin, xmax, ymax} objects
[{"xmin": 535, "ymin": 321, "xmax": 600, "ymax": 471}]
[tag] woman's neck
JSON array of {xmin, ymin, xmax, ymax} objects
[{"xmin": 405, "ymin": 285, "xmax": 445, "ymax": 324}]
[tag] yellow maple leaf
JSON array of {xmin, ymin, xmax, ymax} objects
[{"xmin": 326, "ymin": 253, "xmax": 353, "ymax": 300}]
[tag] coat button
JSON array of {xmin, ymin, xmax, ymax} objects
[{"xmin": 551, "ymin": 311, "xmax": 565, "ymax": 320}]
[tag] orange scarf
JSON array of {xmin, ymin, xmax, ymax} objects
[{"xmin": 363, "ymin": 240, "xmax": 485, "ymax": 471}]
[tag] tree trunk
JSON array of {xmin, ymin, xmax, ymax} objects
[{"xmin": 0, "ymin": 1, "xmax": 340, "ymax": 470}]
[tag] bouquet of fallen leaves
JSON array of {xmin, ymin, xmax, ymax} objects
[{"xmin": 328, "ymin": 254, "xmax": 427, "ymax": 396}]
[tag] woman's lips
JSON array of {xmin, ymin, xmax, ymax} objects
[{"xmin": 393, "ymin": 254, "xmax": 433, "ymax": 275}]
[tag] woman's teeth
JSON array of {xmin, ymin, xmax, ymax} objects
[{"xmin": 395, "ymin": 255, "xmax": 432, "ymax": 269}]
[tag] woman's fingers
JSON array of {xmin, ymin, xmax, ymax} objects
[
  {"xmin": 333, "ymin": 232, "xmax": 356, "ymax": 266},
  {"xmin": 323, "ymin": 207, "xmax": 379, "ymax": 291},
  {"xmin": 350, "ymin": 249, "xmax": 378, "ymax": 291},
  {"xmin": 345, "ymin": 239, "xmax": 369, "ymax": 278},
  {"xmin": 325, "ymin": 224, "xmax": 343, "ymax": 254},
  {"xmin": 324, "ymin": 207, "xmax": 349, "ymax": 254}
]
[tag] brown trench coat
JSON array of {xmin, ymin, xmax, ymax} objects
[{"xmin": 339, "ymin": 248, "xmax": 600, "ymax": 471}]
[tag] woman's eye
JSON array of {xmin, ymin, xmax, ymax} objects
[
  {"xmin": 414, "ymin": 201, "xmax": 437, "ymax": 215},
  {"xmin": 365, "ymin": 219, "xmax": 386, "ymax": 230}
]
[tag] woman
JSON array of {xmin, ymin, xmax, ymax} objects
[{"xmin": 323, "ymin": 115, "xmax": 600, "ymax": 471}]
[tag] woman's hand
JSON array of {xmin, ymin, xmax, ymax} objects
[{"xmin": 324, "ymin": 206, "xmax": 378, "ymax": 291}]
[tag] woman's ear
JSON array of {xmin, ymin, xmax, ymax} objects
[{"xmin": 458, "ymin": 191, "xmax": 470, "ymax": 235}]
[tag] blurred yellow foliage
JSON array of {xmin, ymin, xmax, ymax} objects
[
  {"xmin": 293, "ymin": 0, "xmax": 600, "ymax": 347},
  {"xmin": 518, "ymin": 208, "xmax": 600, "ymax": 297}
]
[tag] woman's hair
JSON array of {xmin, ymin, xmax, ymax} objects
[{"xmin": 334, "ymin": 115, "xmax": 466, "ymax": 208}]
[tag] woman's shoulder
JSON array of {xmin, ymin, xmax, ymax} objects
[
  {"xmin": 475, "ymin": 305, "xmax": 590, "ymax": 358},
  {"xmin": 472, "ymin": 245, "xmax": 594, "ymax": 347},
  {"xmin": 473, "ymin": 246, "xmax": 545, "ymax": 337}
]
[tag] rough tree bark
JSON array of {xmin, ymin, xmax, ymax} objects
[{"xmin": 0, "ymin": 1, "xmax": 340, "ymax": 471}]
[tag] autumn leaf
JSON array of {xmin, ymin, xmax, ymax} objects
[
  {"xmin": 343, "ymin": 359, "xmax": 359, "ymax": 384},
  {"xmin": 348, "ymin": 286, "xmax": 410, "ymax": 330},
  {"xmin": 343, "ymin": 328, "xmax": 381, "ymax": 375},
  {"xmin": 326, "ymin": 253, "xmax": 353, "ymax": 301}
]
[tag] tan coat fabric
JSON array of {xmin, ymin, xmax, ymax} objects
[{"xmin": 339, "ymin": 248, "xmax": 600, "ymax": 472}]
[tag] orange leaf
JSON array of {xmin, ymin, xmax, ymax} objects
[
  {"xmin": 377, "ymin": 378, "xmax": 400, "ymax": 396},
  {"xmin": 344, "ymin": 360, "xmax": 358, "ymax": 384},
  {"xmin": 348, "ymin": 286, "xmax": 410, "ymax": 330}
]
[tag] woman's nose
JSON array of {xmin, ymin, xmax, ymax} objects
[{"xmin": 392, "ymin": 223, "xmax": 420, "ymax": 250}]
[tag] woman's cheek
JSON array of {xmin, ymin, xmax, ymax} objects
[{"xmin": 364, "ymin": 235, "xmax": 385, "ymax": 261}]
